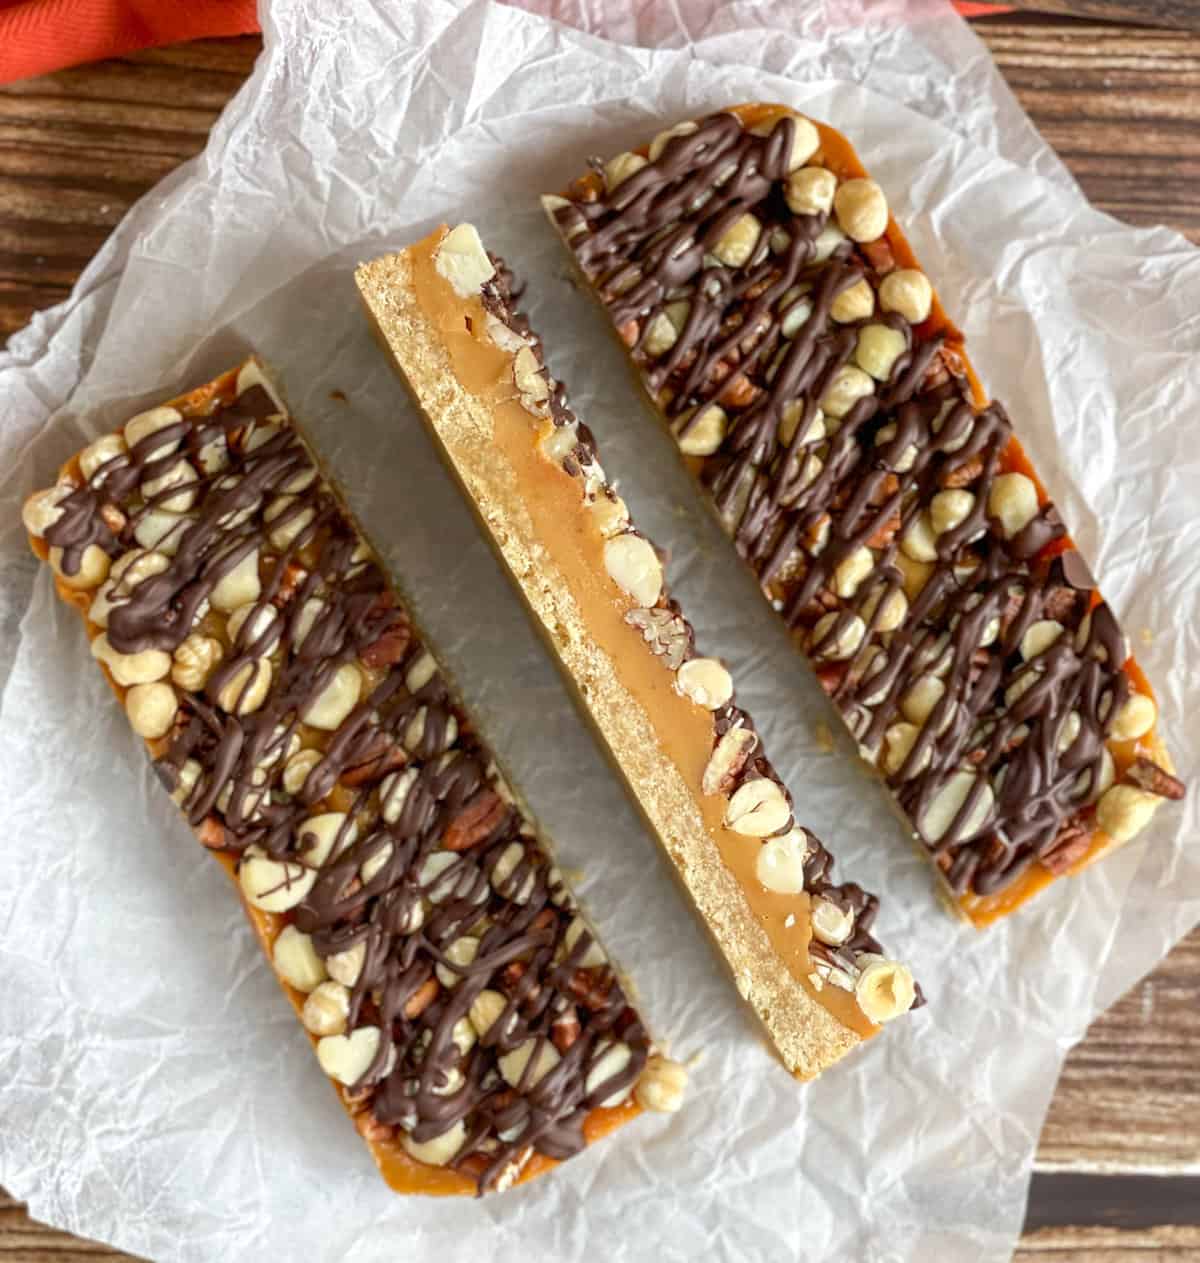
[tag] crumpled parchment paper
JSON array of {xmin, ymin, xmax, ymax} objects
[{"xmin": 1, "ymin": 2, "xmax": 1197, "ymax": 1260}]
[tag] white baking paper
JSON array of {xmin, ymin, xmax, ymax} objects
[{"xmin": 1, "ymin": 2, "xmax": 1198, "ymax": 1260}]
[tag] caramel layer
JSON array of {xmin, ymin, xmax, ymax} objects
[{"xmin": 405, "ymin": 234, "xmax": 875, "ymax": 1049}]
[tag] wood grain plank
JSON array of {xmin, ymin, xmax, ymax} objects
[{"xmin": 0, "ymin": 15, "xmax": 1198, "ymax": 1262}]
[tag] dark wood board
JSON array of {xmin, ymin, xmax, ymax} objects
[{"xmin": 1, "ymin": 17, "xmax": 1197, "ymax": 1261}]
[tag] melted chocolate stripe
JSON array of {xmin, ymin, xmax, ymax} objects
[{"xmin": 557, "ymin": 109, "xmax": 1147, "ymax": 899}]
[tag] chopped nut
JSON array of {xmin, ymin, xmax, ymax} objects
[
  {"xmin": 642, "ymin": 300, "xmax": 690, "ymax": 358},
  {"xmin": 919, "ymin": 770, "xmax": 994, "ymax": 844},
  {"xmin": 513, "ymin": 346, "xmax": 550, "ymax": 411},
  {"xmin": 754, "ymin": 827, "xmax": 809, "ymax": 894},
  {"xmin": 819, "ymin": 364, "xmax": 874, "ymax": 420},
  {"xmin": 930, "ymin": 489, "xmax": 975, "ymax": 536},
  {"xmin": 810, "ymin": 611, "xmax": 866, "ymax": 661},
  {"xmin": 881, "ymin": 723, "xmax": 928, "ymax": 779},
  {"xmin": 91, "ymin": 634, "xmax": 171, "ymax": 686},
  {"xmin": 272, "ymin": 925, "xmax": 327, "ymax": 993},
  {"xmin": 171, "ymin": 634, "xmax": 224, "ymax": 691},
  {"xmin": 79, "ymin": 432, "xmax": 128, "ymax": 485},
  {"xmin": 673, "ymin": 403, "xmax": 728, "ymax": 456},
  {"xmin": 879, "ymin": 268, "xmax": 933, "ymax": 324},
  {"xmin": 316, "ymin": 1025, "xmax": 382, "ymax": 1086},
  {"xmin": 433, "ymin": 223, "xmax": 495, "ymax": 297},
  {"xmin": 725, "ymin": 776, "xmax": 791, "ymax": 838},
  {"xmin": 901, "ymin": 675, "xmax": 946, "ymax": 727},
  {"xmin": 404, "ymin": 649, "xmax": 438, "ymax": 693},
  {"xmin": 401, "ymin": 1120, "xmax": 467, "ymax": 1168},
  {"xmin": 1109, "ymin": 692, "xmax": 1157, "ymax": 742},
  {"xmin": 469, "ymin": 988, "xmax": 514, "ymax": 1039},
  {"xmin": 784, "ymin": 165, "xmax": 836, "ymax": 216},
  {"xmin": 592, "ymin": 493, "xmax": 630, "ymax": 539},
  {"xmin": 379, "ymin": 766, "xmax": 419, "ymax": 824},
  {"xmin": 215, "ymin": 657, "xmax": 273, "ymax": 716},
  {"xmin": 604, "ymin": 150, "xmax": 647, "ymax": 191},
  {"xmin": 832, "ymin": 546, "xmax": 875, "ymax": 599},
  {"xmin": 701, "ymin": 723, "xmax": 757, "ymax": 795},
  {"xmin": 711, "ymin": 213, "xmax": 762, "ymax": 267},
  {"xmin": 499, "ymin": 1038, "xmax": 560, "ymax": 1089},
  {"xmin": 435, "ymin": 936, "xmax": 480, "ymax": 988},
  {"xmin": 811, "ymin": 897, "xmax": 854, "ymax": 946},
  {"xmin": 855, "ymin": 955, "xmax": 916, "ymax": 1023},
  {"xmin": 1020, "ymin": 619, "xmax": 1064, "ymax": 662},
  {"xmin": 264, "ymin": 494, "xmax": 316, "ymax": 550},
  {"xmin": 124, "ymin": 405, "xmax": 183, "ymax": 455},
  {"xmin": 585, "ymin": 1041, "xmax": 633, "ymax": 1108},
  {"xmin": 302, "ymin": 980, "xmax": 351, "ymax": 1036},
  {"xmin": 1125, "ymin": 756, "xmax": 1185, "ymax": 801},
  {"xmin": 603, "ymin": 533, "xmax": 663, "ymax": 607},
  {"xmin": 634, "ymin": 1055, "xmax": 688, "ymax": 1113},
  {"xmin": 302, "ymin": 661, "xmax": 362, "ymax": 729},
  {"xmin": 283, "ymin": 748, "xmax": 322, "ymax": 797},
  {"xmin": 626, "ymin": 606, "xmax": 689, "ymax": 669},
  {"xmin": 50, "ymin": 544, "xmax": 110, "ymax": 591},
  {"xmin": 142, "ymin": 458, "xmax": 199, "ymax": 513},
  {"xmin": 675, "ymin": 657, "xmax": 733, "ymax": 709},
  {"xmin": 833, "ymin": 178, "xmax": 888, "ymax": 242},
  {"xmin": 900, "ymin": 511, "xmax": 939, "ymax": 563},
  {"xmin": 403, "ymin": 977, "xmax": 439, "ymax": 1019},
  {"xmin": 648, "ymin": 120, "xmax": 698, "ymax": 161},
  {"xmin": 238, "ymin": 852, "xmax": 316, "ymax": 913},
  {"xmin": 563, "ymin": 916, "xmax": 606, "ymax": 968},
  {"xmin": 297, "ymin": 811, "xmax": 356, "ymax": 867},
  {"xmin": 811, "ymin": 222, "xmax": 847, "ymax": 264},
  {"xmin": 125, "ymin": 681, "xmax": 178, "ymax": 739},
  {"xmin": 855, "ymin": 324, "xmax": 907, "ymax": 382},
  {"xmin": 988, "ymin": 472, "xmax": 1039, "ymax": 538},
  {"xmin": 22, "ymin": 482, "xmax": 74, "ymax": 537},
  {"xmin": 831, "ymin": 278, "xmax": 874, "ymax": 324},
  {"xmin": 1097, "ymin": 786, "xmax": 1158, "ymax": 844},
  {"xmin": 210, "ymin": 548, "xmax": 262, "ymax": 612},
  {"xmin": 444, "ymin": 790, "xmax": 506, "ymax": 852}
]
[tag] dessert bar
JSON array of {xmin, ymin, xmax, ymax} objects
[
  {"xmin": 22, "ymin": 359, "xmax": 685, "ymax": 1196},
  {"xmin": 544, "ymin": 105, "xmax": 1183, "ymax": 927},
  {"xmin": 357, "ymin": 225, "xmax": 918, "ymax": 1080}
]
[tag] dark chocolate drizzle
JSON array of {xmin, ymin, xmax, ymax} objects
[
  {"xmin": 481, "ymin": 255, "xmax": 918, "ymax": 1004},
  {"xmin": 555, "ymin": 109, "xmax": 1151, "ymax": 899},
  {"xmin": 51, "ymin": 370, "xmax": 648, "ymax": 1194}
]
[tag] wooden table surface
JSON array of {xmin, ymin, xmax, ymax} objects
[{"xmin": 1, "ymin": 14, "xmax": 1197, "ymax": 1262}]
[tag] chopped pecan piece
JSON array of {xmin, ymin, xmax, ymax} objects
[
  {"xmin": 938, "ymin": 455, "xmax": 984, "ymax": 489},
  {"xmin": 360, "ymin": 623, "xmax": 411, "ymax": 669},
  {"xmin": 1040, "ymin": 818, "xmax": 1093, "ymax": 875},
  {"xmin": 341, "ymin": 735, "xmax": 408, "ymax": 787},
  {"xmin": 859, "ymin": 237, "xmax": 896, "ymax": 275},
  {"xmin": 1041, "ymin": 584, "xmax": 1084, "ymax": 624},
  {"xmin": 444, "ymin": 789, "xmax": 507, "ymax": 851},
  {"xmin": 403, "ymin": 977, "xmax": 439, "ymax": 1019},
  {"xmin": 551, "ymin": 1006, "xmax": 581, "ymax": 1052},
  {"xmin": 197, "ymin": 816, "xmax": 227, "ymax": 849},
  {"xmin": 566, "ymin": 968, "xmax": 613, "ymax": 1012},
  {"xmin": 1126, "ymin": 757, "xmax": 1186, "ymax": 801},
  {"xmin": 865, "ymin": 508, "xmax": 900, "ymax": 549}
]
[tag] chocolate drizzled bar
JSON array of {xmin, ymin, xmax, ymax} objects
[
  {"xmin": 21, "ymin": 359, "xmax": 688, "ymax": 1196},
  {"xmin": 357, "ymin": 225, "xmax": 918, "ymax": 1080},
  {"xmin": 544, "ymin": 105, "xmax": 1184, "ymax": 927}
]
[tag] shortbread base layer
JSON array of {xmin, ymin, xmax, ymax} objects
[{"xmin": 357, "ymin": 249, "xmax": 867, "ymax": 1079}]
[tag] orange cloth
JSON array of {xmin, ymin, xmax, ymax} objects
[
  {"xmin": 0, "ymin": 0, "xmax": 260, "ymax": 84},
  {"xmin": 0, "ymin": 0, "xmax": 1012, "ymax": 86}
]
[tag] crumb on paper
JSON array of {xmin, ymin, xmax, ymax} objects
[
  {"xmin": 330, "ymin": 389, "xmax": 347, "ymax": 402},
  {"xmin": 815, "ymin": 721, "xmax": 835, "ymax": 754}
]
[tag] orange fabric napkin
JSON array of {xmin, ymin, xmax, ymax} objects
[
  {"xmin": 0, "ymin": 0, "xmax": 1012, "ymax": 86},
  {"xmin": 0, "ymin": 0, "xmax": 260, "ymax": 84}
]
